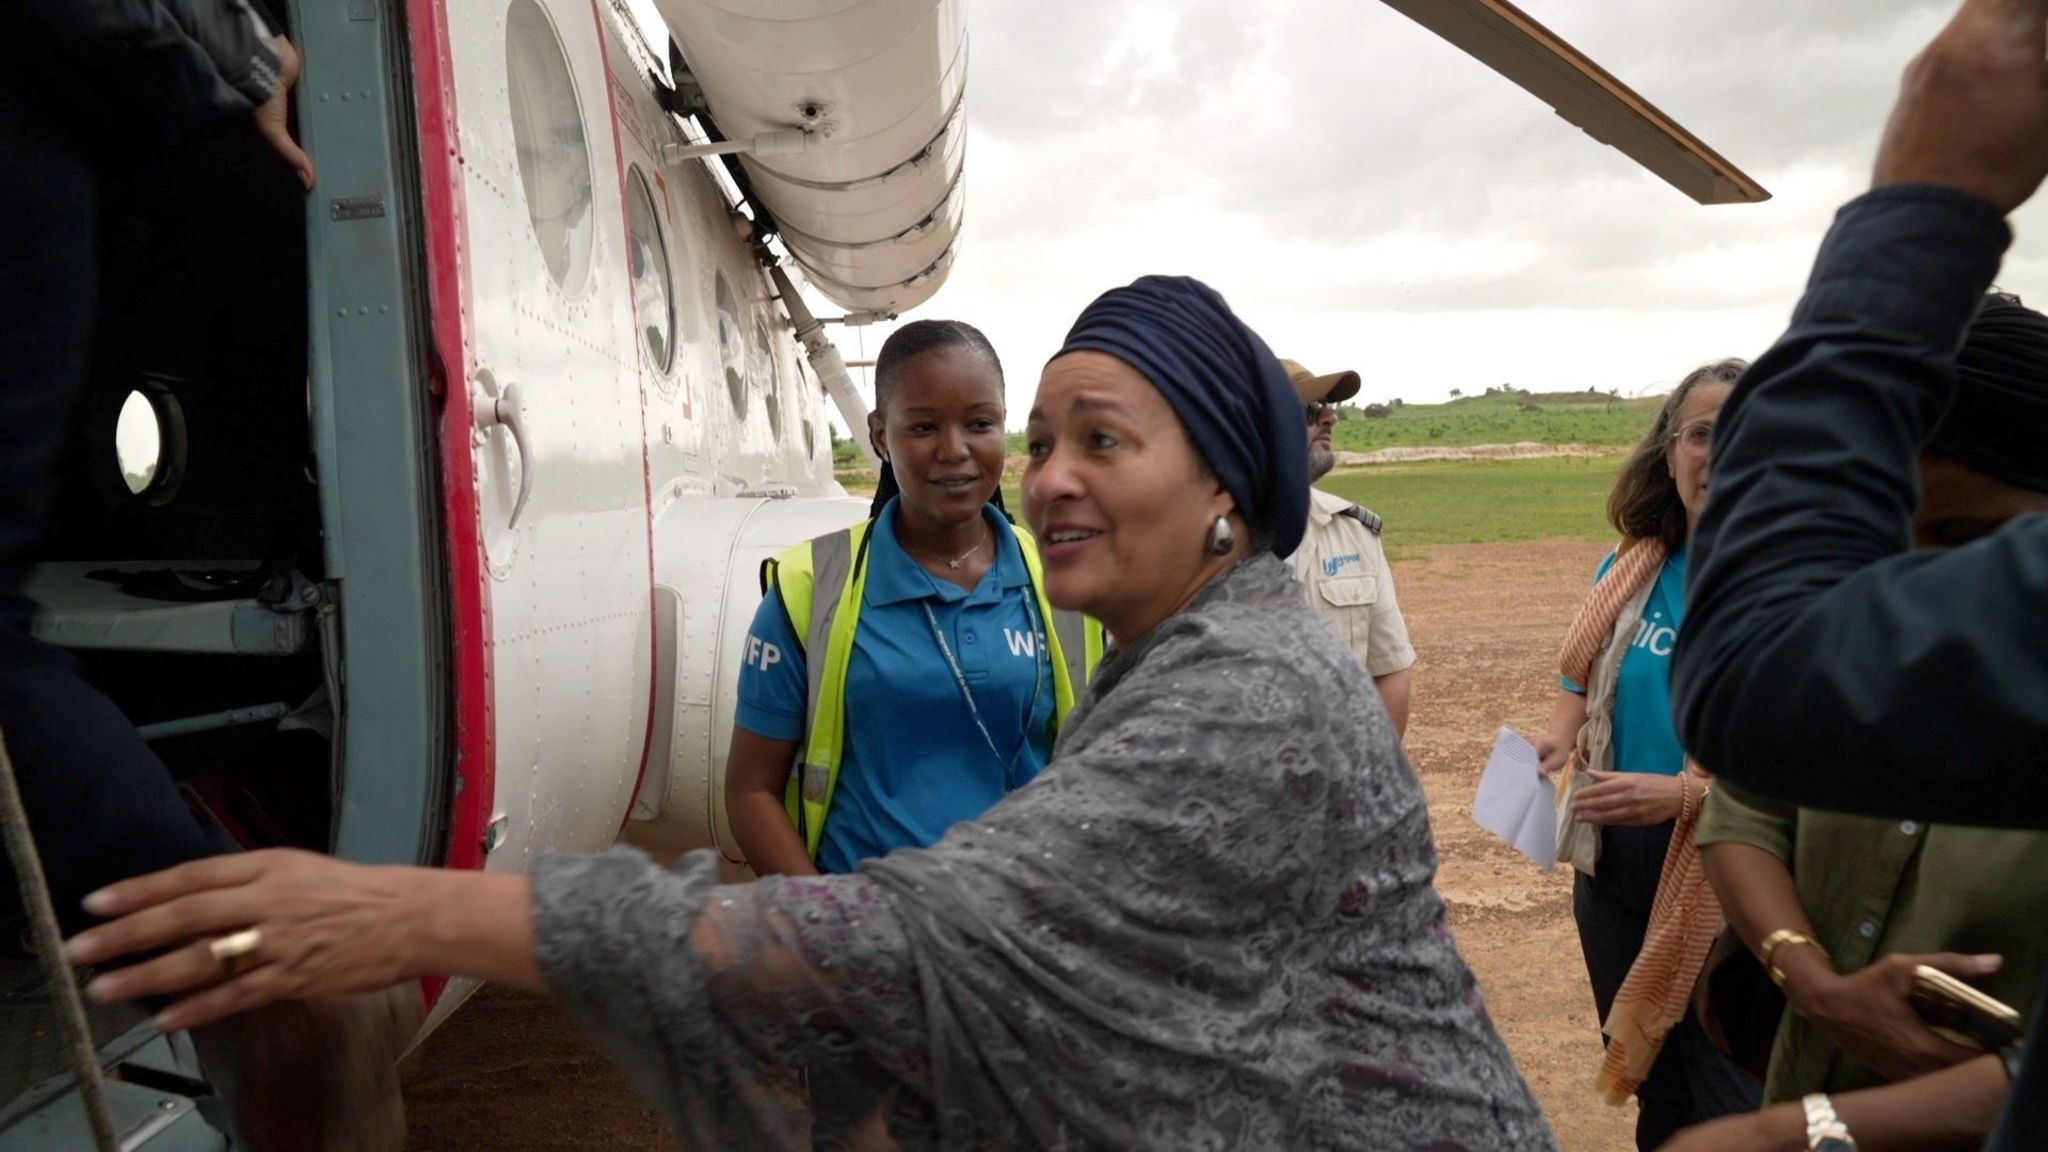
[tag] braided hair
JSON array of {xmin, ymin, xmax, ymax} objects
[{"xmin": 867, "ymin": 320, "xmax": 1007, "ymax": 519}]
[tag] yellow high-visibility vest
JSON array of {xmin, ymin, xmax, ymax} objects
[{"xmin": 760, "ymin": 519, "xmax": 1104, "ymax": 859}]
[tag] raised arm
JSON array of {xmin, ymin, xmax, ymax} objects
[
  {"xmin": 1674, "ymin": 0, "xmax": 2048, "ymax": 822},
  {"xmin": 1672, "ymin": 182, "xmax": 2048, "ymax": 822},
  {"xmin": 27, "ymin": 0, "xmax": 285, "ymax": 137}
]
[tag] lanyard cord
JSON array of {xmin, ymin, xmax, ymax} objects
[{"xmin": 922, "ymin": 591, "xmax": 1047, "ymax": 787}]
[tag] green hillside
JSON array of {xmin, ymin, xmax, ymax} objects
[{"xmin": 1324, "ymin": 389, "xmax": 1659, "ymax": 454}]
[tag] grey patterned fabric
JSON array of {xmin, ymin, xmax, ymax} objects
[{"xmin": 534, "ymin": 555, "xmax": 1554, "ymax": 1150}]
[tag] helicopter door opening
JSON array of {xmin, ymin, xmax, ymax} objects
[
  {"xmin": 33, "ymin": 100, "xmax": 333, "ymax": 858},
  {"xmin": 0, "ymin": 0, "xmax": 450, "ymax": 1133}
]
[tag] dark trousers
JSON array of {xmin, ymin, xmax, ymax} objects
[
  {"xmin": 0, "ymin": 80, "xmax": 237, "ymax": 937},
  {"xmin": 1575, "ymin": 821, "xmax": 1762, "ymax": 1150}
]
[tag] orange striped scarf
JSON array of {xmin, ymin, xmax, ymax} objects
[{"xmin": 1558, "ymin": 540, "xmax": 1725, "ymax": 1106}]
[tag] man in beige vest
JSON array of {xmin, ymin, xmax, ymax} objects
[{"xmin": 1282, "ymin": 359, "xmax": 1415, "ymax": 735}]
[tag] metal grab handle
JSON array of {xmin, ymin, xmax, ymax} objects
[{"xmin": 474, "ymin": 381, "xmax": 534, "ymax": 529}]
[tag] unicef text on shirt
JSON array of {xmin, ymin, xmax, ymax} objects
[{"xmin": 1630, "ymin": 614, "xmax": 1677, "ymax": 657}]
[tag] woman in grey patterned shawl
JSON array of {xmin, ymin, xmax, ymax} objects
[{"xmin": 69, "ymin": 275, "xmax": 1555, "ymax": 1150}]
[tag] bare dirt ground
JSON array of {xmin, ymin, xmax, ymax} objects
[
  {"xmin": 1398, "ymin": 538, "xmax": 1634, "ymax": 1152},
  {"xmin": 401, "ymin": 538, "xmax": 1633, "ymax": 1151}
]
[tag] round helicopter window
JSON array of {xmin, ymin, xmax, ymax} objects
[
  {"xmin": 116, "ymin": 391, "xmax": 162, "ymax": 495},
  {"xmin": 624, "ymin": 166, "xmax": 674, "ymax": 372},
  {"xmin": 115, "ymin": 387, "xmax": 184, "ymax": 501},
  {"xmin": 716, "ymin": 273, "xmax": 747, "ymax": 418},
  {"xmin": 505, "ymin": 0, "xmax": 594, "ymax": 293}
]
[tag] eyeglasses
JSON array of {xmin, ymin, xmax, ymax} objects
[
  {"xmin": 1669, "ymin": 420, "xmax": 1715, "ymax": 452},
  {"xmin": 1304, "ymin": 401, "xmax": 1339, "ymax": 425}
]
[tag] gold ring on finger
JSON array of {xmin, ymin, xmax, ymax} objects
[{"xmin": 207, "ymin": 928, "xmax": 264, "ymax": 979}]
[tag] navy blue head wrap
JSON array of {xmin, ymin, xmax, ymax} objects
[
  {"xmin": 1934, "ymin": 293, "xmax": 2048, "ymax": 494},
  {"xmin": 1051, "ymin": 275, "xmax": 1308, "ymax": 556}
]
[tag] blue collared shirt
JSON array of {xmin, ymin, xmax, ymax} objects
[{"xmin": 737, "ymin": 499, "xmax": 1056, "ymax": 874}]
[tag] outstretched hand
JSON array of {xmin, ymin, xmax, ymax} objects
[
  {"xmin": 255, "ymin": 37, "xmax": 315, "ymax": 188},
  {"xmin": 65, "ymin": 849, "xmax": 422, "ymax": 1031},
  {"xmin": 1874, "ymin": 0, "xmax": 2048, "ymax": 211}
]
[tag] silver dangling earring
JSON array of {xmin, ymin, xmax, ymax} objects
[{"xmin": 1206, "ymin": 515, "xmax": 1236, "ymax": 556}]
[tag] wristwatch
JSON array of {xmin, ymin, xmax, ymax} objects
[{"xmin": 1802, "ymin": 1093, "xmax": 1858, "ymax": 1151}]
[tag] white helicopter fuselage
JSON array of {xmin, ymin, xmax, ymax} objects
[{"xmin": 397, "ymin": 0, "xmax": 939, "ymax": 1023}]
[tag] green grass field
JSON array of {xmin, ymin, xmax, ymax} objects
[
  {"xmin": 832, "ymin": 389, "xmax": 1647, "ymax": 553},
  {"xmin": 935, "ymin": 458, "xmax": 1616, "ymax": 555},
  {"xmin": 842, "ymin": 458, "xmax": 1628, "ymax": 554},
  {"xmin": 1314, "ymin": 458, "xmax": 1619, "ymax": 552}
]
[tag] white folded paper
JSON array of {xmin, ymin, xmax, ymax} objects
[{"xmin": 1471, "ymin": 726, "xmax": 1558, "ymax": 869}]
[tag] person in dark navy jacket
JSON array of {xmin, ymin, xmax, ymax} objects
[{"xmin": 1666, "ymin": 0, "xmax": 2048, "ymax": 1148}]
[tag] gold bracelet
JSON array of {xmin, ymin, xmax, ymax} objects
[{"xmin": 1758, "ymin": 928, "xmax": 1824, "ymax": 987}]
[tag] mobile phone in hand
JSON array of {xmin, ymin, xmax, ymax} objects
[{"xmin": 1909, "ymin": 965, "xmax": 2024, "ymax": 1050}]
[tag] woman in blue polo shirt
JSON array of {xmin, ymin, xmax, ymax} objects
[
  {"xmin": 725, "ymin": 318, "xmax": 1085, "ymax": 1145},
  {"xmin": 725, "ymin": 319, "xmax": 1087, "ymax": 882},
  {"xmin": 1534, "ymin": 359, "xmax": 1758, "ymax": 1149}
]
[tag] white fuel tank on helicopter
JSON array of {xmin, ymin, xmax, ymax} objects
[{"xmin": 655, "ymin": 0, "xmax": 967, "ymax": 315}]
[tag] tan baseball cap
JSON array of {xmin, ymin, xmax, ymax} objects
[{"xmin": 1281, "ymin": 359, "xmax": 1361, "ymax": 405}]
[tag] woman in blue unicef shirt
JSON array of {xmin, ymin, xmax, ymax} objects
[{"xmin": 1534, "ymin": 359, "xmax": 1759, "ymax": 1149}]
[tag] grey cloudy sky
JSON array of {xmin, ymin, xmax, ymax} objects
[{"xmin": 743, "ymin": 1, "xmax": 2048, "ymax": 419}]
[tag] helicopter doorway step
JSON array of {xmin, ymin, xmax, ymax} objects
[
  {"xmin": 0, "ymin": 949, "xmax": 221, "ymax": 1150},
  {"xmin": 0, "ymin": 1077, "xmax": 219, "ymax": 1152}
]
